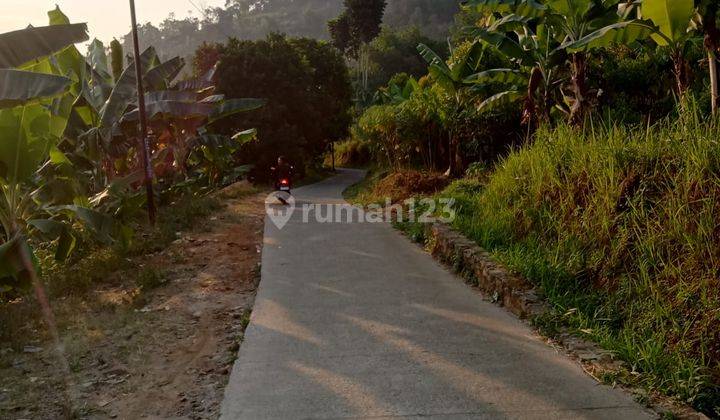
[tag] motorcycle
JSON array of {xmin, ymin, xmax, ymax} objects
[
  {"xmin": 271, "ymin": 166, "xmax": 294, "ymax": 205},
  {"xmin": 277, "ymin": 177, "xmax": 292, "ymax": 193}
]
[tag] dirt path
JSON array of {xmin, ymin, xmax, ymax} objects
[{"xmin": 0, "ymin": 185, "xmax": 266, "ymax": 419}]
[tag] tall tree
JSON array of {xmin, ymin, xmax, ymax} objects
[
  {"xmin": 215, "ymin": 34, "xmax": 353, "ymax": 177},
  {"xmin": 192, "ymin": 42, "xmax": 222, "ymax": 76},
  {"xmin": 329, "ymin": 0, "xmax": 387, "ymax": 103}
]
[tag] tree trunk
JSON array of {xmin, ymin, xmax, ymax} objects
[
  {"xmin": 710, "ymin": 50, "xmax": 719, "ymax": 115},
  {"xmin": 445, "ymin": 129, "xmax": 464, "ymax": 178},
  {"xmin": 705, "ymin": 4, "xmax": 720, "ymax": 115},
  {"xmin": 569, "ymin": 53, "xmax": 588, "ymax": 125},
  {"xmin": 671, "ymin": 51, "xmax": 690, "ymax": 99}
]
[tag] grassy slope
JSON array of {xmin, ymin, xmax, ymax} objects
[{"xmin": 442, "ymin": 121, "xmax": 720, "ymax": 415}]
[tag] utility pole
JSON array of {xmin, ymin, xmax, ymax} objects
[{"xmin": 129, "ymin": 0, "xmax": 157, "ymax": 225}]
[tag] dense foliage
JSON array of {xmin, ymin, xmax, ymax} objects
[
  {"xmin": 348, "ymin": 0, "xmax": 720, "ymax": 175},
  {"xmin": 0, "ymin": 7, "xmax": 263, "ymax": 296},
  {"xmin": 365, "ymin": 27, "xmax": 447, "ymax": 95},
  {"xmin": 214, "ymin": 34, "xmax": 353, "ymax": 177}
]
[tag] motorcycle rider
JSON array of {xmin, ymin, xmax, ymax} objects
[{"xmin": 272, "ymin": 156, "xmax": 294, "ymax": 191}]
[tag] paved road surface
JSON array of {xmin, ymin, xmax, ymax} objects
[{"xmin": 220, "ymin": 169, "xmax": 654, "ymax": 419}]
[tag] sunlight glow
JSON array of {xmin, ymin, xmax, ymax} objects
[{"xmin": 1, "ymin": 0, "xmax": 225, "ymax": 46}]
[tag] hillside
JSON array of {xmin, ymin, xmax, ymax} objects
[{"xmin": 121, "ymin": 0, "xmax": 459, "ymax": 61}]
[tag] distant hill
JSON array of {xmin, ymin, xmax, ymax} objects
[{"xmin": 122, "ymin": 0, "xmax": 459, "ymax": 62}]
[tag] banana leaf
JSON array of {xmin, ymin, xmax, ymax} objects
[
  {"xmin": 464, "ymin": 69, "xmax": 527, "ymax": 85},
  {"xmin": 417, "ymin": 43, "xmax": 449, "ymax": 72},
  {"xmin": 641, "ymin": 0, "xmax": 695, "ymax": 46},
  {"xmin": 173, "ymin": 78, "xmax": 215, "ymax": 92},
  {"xmin": 207, "ymin": 99, "xmax": 266, "ymax": 124},
  {"xmin": 0, "ymin": 236, "xmax": 37, "ymax": 281},
  {"xmin": 173, "ymin": 66, "xmax": 217, "ymax": 92},
  {"xmin": 144, "ymin": 56, "xmax": 185, "ymax": 91},
  {"xmin": 0, "ymin": 69, "xmax": 71, "ymax": 109},
  {"xmin": 0, "ymin": 23, "xmax": 88, "ymax": 68},
  {"xmin": 451, "ymin": 41, "xmax": 484, "ymax": 81},
  {"xmin": 200, "ymin": 94, "xmax": 226, "ymax": 103},
  {"xmin": 99, "ymin": 46, "xmax": 159, "ymax": 141},
  {"xmin": 232, "ymin": 128, "xmax": 258, "ymax": 144},
  {"xmin": 145, "ymin": 90, "xmax": 198, "ymax": 103},
  {"xmin": 53, "ymin": 205, "xmax": 115, "ymax": 244},
  {"xmin": 27, "ymin": 219, "xmax": 76, "ymax": 261},
  {"xmin": 563, "ymin": 20, "xmax": 657, "ymax": 52},
  {"xmin": 471, "ymin": 29, "xmax": 531, "ymax": 64},
  {"xmin": 477, "ymin": 90, "xmax": 524, "ymax": 113},
  {"xmin": 122, "ymin": 101, "xmax": 215, "ymax": 122},
  {"xmin": 87, "ymin": 39, "xmax": 111, "ymax": 79},
  {"xmin": 0, "ymin": 103, "xmax": 57, "ymax": 183}
]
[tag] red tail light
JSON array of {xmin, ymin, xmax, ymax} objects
[{"xmin": 281, "ymin": 179, "xmax": 289, "ymax": 185}]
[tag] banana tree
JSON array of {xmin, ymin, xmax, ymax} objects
[
  {"xmin": 187, "ymin": 129, "xmax": 257, "ymax": 185},
  {"xmin": 418, "ymin": 41, "xmax": 486, "ymax": 176},
  {"xmin": 66, "ymin": 45, "xmax": 176, "ymax": 186},
  {"xmin": 119, "ymin": 92, "xmax": 266, "ymax": 183},
  {"xmin": 465, "ymin": 15, "xmax": 566, "ymax": 126},
  {"xmin": 0, "ymin": 10, "xmax": 90, "ymax": 286},
  {"xmin": 467, "ymin": 0, "xmax": 655, "ymax": 123},
  {"xmin": 634, "ymin": 0, "xmax": 697, "ymax": 96},
  {"xmin": 373, "ymin": 76, "xmax": 420, "ymax": 105}
]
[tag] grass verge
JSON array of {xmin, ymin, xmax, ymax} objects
[{"xmin": 436, "ymin": 120, "xmax": 720, "ymax": 416}]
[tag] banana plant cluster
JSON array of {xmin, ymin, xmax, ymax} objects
[
  {"xmin": 416, "ymin": 40, "xmax": 511, "ymax": 175},
  {"xmin": 372, "ymin": 76, "xmax": 420, "ymax": 105},
  {"xmin": 459, "ymin": 0, "xmax": 720, "ymax": 122},
  {"xmin": 460, "ymin": 0, "xmax": 662, "ymax": 125},
  {"xmin": 0, "ymin": 7, "xmax": 263, "ymax": 292}
]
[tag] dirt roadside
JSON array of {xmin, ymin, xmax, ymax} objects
[{"xmin": 0, "ymin": 184, "xmax": 267, "ymax": 419}]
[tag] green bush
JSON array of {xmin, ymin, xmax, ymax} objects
[{"xmin": 445, "ymin": 118, "xmax": 720, "ymax": 415}]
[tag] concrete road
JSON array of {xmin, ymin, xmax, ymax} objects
[{"xmin": 220, "ymin": 169, "xmax": 654, "ymax": 419}]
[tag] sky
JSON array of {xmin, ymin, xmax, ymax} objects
[{"xmin": 2, "ymin": 0, "xmax": 226, "ymax": 47}]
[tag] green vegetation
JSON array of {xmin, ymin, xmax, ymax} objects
[
  {"xmin": 344, "ymin": 0, "xmax": 720, "ymax": 415},
  {"xmin": 0, "ymin": 7, "xmax": 266, "ymax": 300},
  {"xmin": 329, "ymin": 0, "xmax": 388, "ymax": 103},
  {"xmin": 442, "ymin": 117, "xmax": 720, "ymax": 414},
  {"xmin": 212, "ymin": 34, "xmax": 353, "ymax": 179},
  {"xmin": 365, "ymin": 27, "xmax": 447, "ymax": 97}
]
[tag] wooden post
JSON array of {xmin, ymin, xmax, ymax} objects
[{"xmin": 129, "ymin": 0, "xmax": 157, "ymax": 225}]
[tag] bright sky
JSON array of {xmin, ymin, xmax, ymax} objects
[{"xmin": 2, "ymin": 0, "xmax": 226, "ymax": 47}]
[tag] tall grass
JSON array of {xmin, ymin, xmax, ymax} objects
[{"xmin": 445, "ymin": 115, "xmax": 720, "ymax": 415}]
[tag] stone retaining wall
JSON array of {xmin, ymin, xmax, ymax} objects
[
  {"xmin": 413, "ymin": 222, "xmax": 707, "ymax": 420},
  {"xmin": 425, "ymin": 223, "xmax": 548, "ymax": 319}
]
